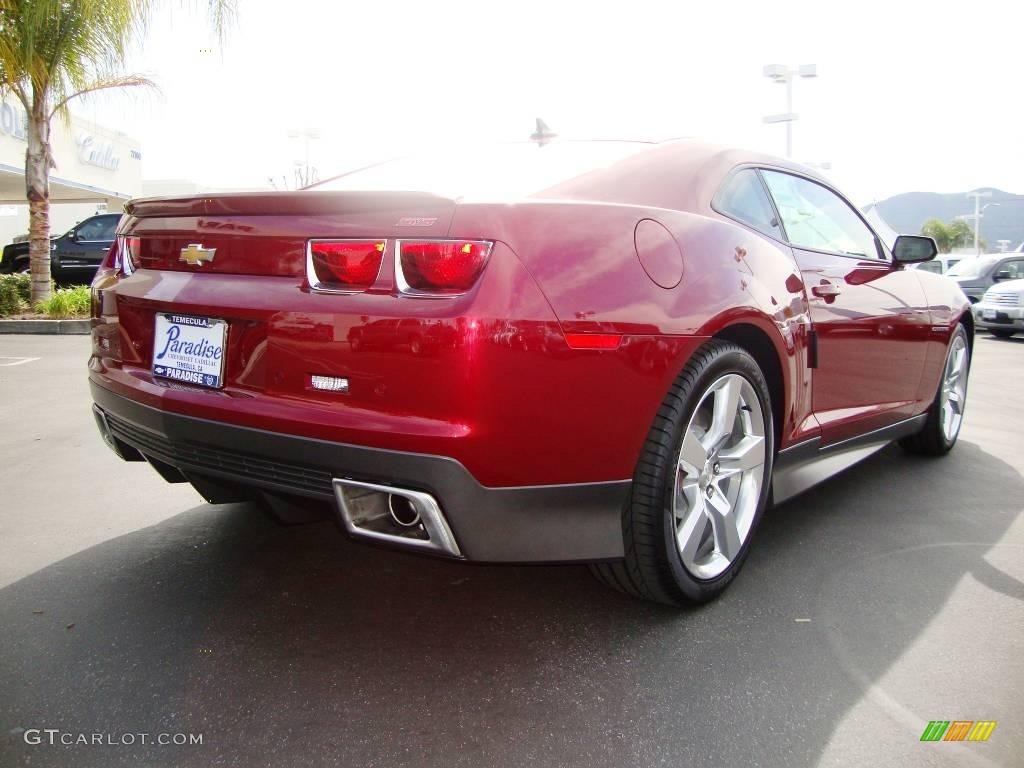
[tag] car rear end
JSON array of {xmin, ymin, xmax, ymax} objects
[{"xmin": 87, "ymin": 183, "xmax": 687, "ymax": 563}]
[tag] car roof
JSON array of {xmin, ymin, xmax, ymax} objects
[
  {"xmin": 523, "ymin": 139, "xmax": 832, "ymax": 212},
  {"xmin": 314, "ymin": 139, "xmax": 830, "ymax": 214}
]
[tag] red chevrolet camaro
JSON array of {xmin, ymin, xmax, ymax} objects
[{"xmin": 89, "ymin": 140, "xmax": 972, "ymax": 605}]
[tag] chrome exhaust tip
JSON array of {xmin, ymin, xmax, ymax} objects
[
  {"xmin": 387, "ymin": 494, "xmax": 421, "ymax": 527},
  {"xmin": 333, "ymin": 479, "xmax": 462, "ymax": 558}
]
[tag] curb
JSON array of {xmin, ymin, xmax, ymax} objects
[{"xmin": 0, "ymin": 319, "xmax": 90, "ymax": 335}]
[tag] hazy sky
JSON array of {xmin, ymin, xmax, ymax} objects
[{"xmin": 76, "ymin": 0, "xmax": 1024, "ymax": 205}]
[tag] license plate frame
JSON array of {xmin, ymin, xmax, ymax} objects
[{"xmin": 152, "ymin": 313, "xmax": 228, "ymax": 389}]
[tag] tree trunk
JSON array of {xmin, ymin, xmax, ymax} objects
[{"xmin": 25, "ymin": 97, "xmax": 53, "ymax": 306}]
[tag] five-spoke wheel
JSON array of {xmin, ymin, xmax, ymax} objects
[
  {"xmin": 674, "ymin": 374, "xmax": 767, "ymax": 580},
  {"xmin": 589, "ymin": 340, "xmax": 773, "ymax": 605}
]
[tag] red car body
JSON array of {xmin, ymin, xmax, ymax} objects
[{"xmin": 88, "ymin": 140, "xmax": 972, "ymax": 564}]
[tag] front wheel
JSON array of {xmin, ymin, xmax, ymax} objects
[
  {"xmin": 989, "ymin": 329, "xmax": 1016, "ymax": 339},
  {"xmin": 591, "ymin": 341, "xmax": 773, "ymax": 605},
  {"xmin": 900, "ymin": 324, "xmax": 970, "ymax": 455}
]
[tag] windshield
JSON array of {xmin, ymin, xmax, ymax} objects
[
  {"xmin": 311, "ymin": 141, "xmax": 651, "ymax": 200},
  {"xmin": 947, "ymin": 256, "xmax": 996, "ymax": 279}
]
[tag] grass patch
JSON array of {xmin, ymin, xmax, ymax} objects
[
  {"xmin": 0, "ymin": 274, "xmax": 31, "ymax": 316},
  {"xmin": 34, "ymin": 285, "xmax": 91, "ymax": 318}
]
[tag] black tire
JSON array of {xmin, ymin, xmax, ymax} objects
[
  {"xmin": 900, "ymin": 324, "xmax": 971, "ymax": 455},
  {"xmin": 989, "ymin": 329, "xmax": 1016, "ymax": 339},
  {"xmin": 590, "ymin": 340, "xmax": 774, "ymax": 606},
  {"xmin": 14, "ymin": 259, "xmax": 29, "ymax": 274}
]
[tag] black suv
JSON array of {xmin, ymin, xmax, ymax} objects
[{"xmin": 0, "ymin": 213, "xmax": 121, "ymax": 285}]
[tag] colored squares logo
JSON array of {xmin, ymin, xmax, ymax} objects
[{"xmin": 920, "ymin": 720, "xmax": 997, "ymax": 742}]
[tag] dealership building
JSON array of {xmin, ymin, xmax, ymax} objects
[{"xmin": 0, "ymin": 99, "xmax": 142, "ymax": 248}]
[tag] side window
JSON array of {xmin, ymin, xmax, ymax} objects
[
  {"xmin": 997, "ymin": 259, "xmax": 1024, "ymax": 279},
  {"xmin": 96, "ymin": 216, "xmax": 118, "ymax": 240},
  {"xmin": 761, "ymin": 170, "xmax": 881, "ymax": 259},
  {"xmin": 714, "ymin": 169, "xmax": 782, "ymax": 238},
  {"xmin": 75, "ymin": 217, "xmax": 112, "ymax": 240}
]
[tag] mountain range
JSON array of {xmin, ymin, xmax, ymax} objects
[{"xmin": 870, "ymin": 188, "xmax": 1024, "ymax": 249}]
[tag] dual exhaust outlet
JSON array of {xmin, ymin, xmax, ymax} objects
[{"xmin": 333, "ymin": 478, "xmax": 462, "ymax": 558}]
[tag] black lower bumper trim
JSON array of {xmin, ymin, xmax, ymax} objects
[{"xmin": 90, "ymin": 382, "xmax": 628, "ymax": 563}]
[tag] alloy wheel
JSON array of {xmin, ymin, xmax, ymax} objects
[
  {"xmin": 673, "ymin": 373, "xmax": 767, "ymax": 580},
  {"xmin": 940, "ymin": 333, "xmax": 969, "ymax": 443}
]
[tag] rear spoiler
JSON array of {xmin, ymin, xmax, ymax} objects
[{"xmin": 124, "ymin": 190, "xmax": 456, "ymax": 218}]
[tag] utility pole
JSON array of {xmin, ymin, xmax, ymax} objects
[
  {"xmin": 762, "ymin": 64, "xmax": 818, "ymax": 159},
  {"xmin": 965, "ymin": 191, "xmax": 994, "ymax": 256}
]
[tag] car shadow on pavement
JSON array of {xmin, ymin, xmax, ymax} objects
[{"xmin": 1, "ymin": 441, "xmax": 1021, "ymax": 768}]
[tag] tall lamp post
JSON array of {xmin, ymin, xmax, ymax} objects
[
  {"xmin": 762, "ymin": 64, "xmax": 817, "ymax": 159},
  {"xmin": 961, "ymin": 191, "xmax": 997, "ymax": 256}
]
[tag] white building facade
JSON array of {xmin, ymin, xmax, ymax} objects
[{"xmin": 0, "ymin": 99, "xmax": 142, "ymax": 247}]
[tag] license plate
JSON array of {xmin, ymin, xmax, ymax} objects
[
  {"xmin": 152, "ymin": 313, "xmax": 227, "ymax": 388},
  {"xmin": 982, "ymin": 309, "xmax": 997, "ymax": 320}
]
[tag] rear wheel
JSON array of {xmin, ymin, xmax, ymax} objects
[
  {"xmin": 900, "ymin": 324, "xmax": 970, "ymax": 455},
  {"xmin": 590, "ymin": 341, "xmax": 773, "ymax": 605}
]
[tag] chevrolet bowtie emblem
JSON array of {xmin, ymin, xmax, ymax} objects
[{"xmin": 179, "ymin": 243, "xmax": 216, "ymax": 266}]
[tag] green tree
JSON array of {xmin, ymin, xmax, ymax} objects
[
  {"xmin": 921, "ymin": 218, "xmax": 976, "ymax": 254},
  {"xmin": 947, "ymin": 219, "xmax": 974, "ymax": 250},
  {"xmin": 921, "ymin": 218, "xmax": 952, "ymax": 253},
  {"xmin": 0, "ymin": 0, "xmax": 233, "ymax": 304}
]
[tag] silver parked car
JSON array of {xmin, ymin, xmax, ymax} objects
[{"xmin": 974, "ymin": 278, "xmax": 1024, "ymax": 338}]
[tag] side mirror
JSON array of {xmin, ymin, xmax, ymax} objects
[
  {"xmin": 993, "ymin": 270, "xmax": 1012, "ymax": 282},
  {"xmin": 68, "ymin": 229, "xmax": 79, "ymax": 242},
  {"xmin": 892, "ymin": 235, "xmax": 938, "ymax": 264}
]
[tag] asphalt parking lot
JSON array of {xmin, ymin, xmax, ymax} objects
[{"xmin": 0, "ymin": 333, "xmax": 1021, "ymax": 768}]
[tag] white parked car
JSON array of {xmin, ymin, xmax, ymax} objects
[
  {"xmin": 909, "ymin": 254, "xmax": 971, "ymax": 275},
  {"xmin": 974, "ymin": 278, "xmax": 1024, "ymax": 338}
]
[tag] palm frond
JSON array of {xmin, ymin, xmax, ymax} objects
[{"xmin": 49, "ymin": 72, "xmax": 155, "ymax": 119}]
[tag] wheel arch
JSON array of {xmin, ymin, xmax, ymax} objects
[
  {"xmin": 957, "ymin": 307, "xmax": 975, "ymax": 358},
  {"xmin": 711, "ymin": 322, "xmax": 787, "ymax": 452}
]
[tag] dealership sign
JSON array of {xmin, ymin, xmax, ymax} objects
[
  {"xmin": 0, "ymin": 102, "xmax": 28, "ymax": 141},
  {"xmin": 77, "ymin": 134, "xmax": 121, "ymax": 171}
]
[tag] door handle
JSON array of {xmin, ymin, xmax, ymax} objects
[{"xmin": 812, "ymin": 283, "xmax": 842, "ymax": 301}]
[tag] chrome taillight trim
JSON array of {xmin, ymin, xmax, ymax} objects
[
  {"xmin": 394, "ymin": 239, "xmax": 494, "ymax": 299},
  {"xmin": 306, "ymin": 239, "xmax": 387, "ymax": 295}
]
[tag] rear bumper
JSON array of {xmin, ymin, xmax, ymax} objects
[{"xmin": 90, "ymin": 382, "xmax": 628, "ymax": 563}]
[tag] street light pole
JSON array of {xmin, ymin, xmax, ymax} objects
[
  {"xmin": 784, "ymin": 75, "xmax": 793, "ymax": 159},
  {"xmin": 965, "ymin": 191, "xmax": 993, "ymax": 256},
  {"xmin": 762, "ymin": 64, "xmax": 817, "ymax": 159}
]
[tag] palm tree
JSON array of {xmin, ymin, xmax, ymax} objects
[
  {"xmin": 0, "ymin": 0, "xmax": 233, "ymax": 305},
  {"xmin": 921, "ymin": 218, "xmax": 975, "ymax": 255}
]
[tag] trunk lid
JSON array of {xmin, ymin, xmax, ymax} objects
[{"xmin": 122, "ymin": 190, "xmax": 457, "ymax": 276}]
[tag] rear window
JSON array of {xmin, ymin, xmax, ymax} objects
[{"xmin": 312, "ymin": 141, "xmax": 651, "ymax": 200}]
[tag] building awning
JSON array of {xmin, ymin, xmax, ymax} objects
[{"xmin": 0, "ymin": 163, "xmax": 132, "ymax": 205}]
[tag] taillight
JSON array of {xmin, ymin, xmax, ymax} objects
[
  {"xmin": 119, "ymin": 236, "xmax": 140, "ymax": 275},
  {"xmin": 398, "ymin": 240, "xmax": 492, "ymax": 295},
  {"xmin": 91, "ymin": 242, "xmax": 120, "ymax": 319},
  {"xmin": 309, "ymin": 240, "xmax": 385, "ymax": 291}
]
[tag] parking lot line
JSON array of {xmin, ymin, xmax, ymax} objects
[{"xmin": 0, "ymin": 356, "xmax": 40, "ymax": 367}]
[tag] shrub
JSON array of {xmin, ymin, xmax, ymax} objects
[
  {"xmin": 0, "ymin": 274, "xmax": 31, "ymax": 317},
  {"xmin": 34, "ymin": 285, "xmax": 91, "ymax": 318}
]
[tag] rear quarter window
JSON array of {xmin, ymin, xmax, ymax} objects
[{"xmin": 713, "ymin": 169, "xmax": 782, "ymax": 239}]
